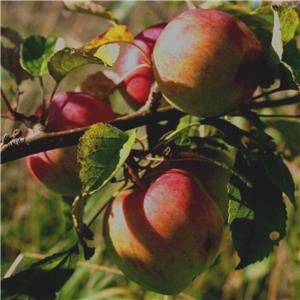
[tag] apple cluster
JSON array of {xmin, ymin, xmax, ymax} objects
[
  {"xmin": 25, "ymin": 7, "xmax": 262, "ymax": 295},
  {"xmin": 117, "ymin": 8, "xmax": 262, "ymax": 116}
]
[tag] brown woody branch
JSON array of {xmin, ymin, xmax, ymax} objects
[{"xmin": 1, "ymin": 93, "xmax": 299, "ymax": 164}]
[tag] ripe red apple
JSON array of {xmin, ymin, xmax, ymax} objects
[
  {"xmin": 153, "ymin": 8, "xmax": 262, "ymax": 117},
  {"xmin": 26, "ymin": 92, "xmax": 116, "ymax": 196},
  {"xmin": 116, "ymin": 23, "xmax": 166, "ymax": 105},
  {"xmin": 103, "ymin": 168, "xmax": 224, "ymax": 294},
  {"xmin": 145, "ymin": 148, "xmax": 233, "ymax": 219}
]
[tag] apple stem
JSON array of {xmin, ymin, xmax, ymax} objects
[{"xmin": 87, "ymin": 199, "xmax": 112, "ymax": 228}]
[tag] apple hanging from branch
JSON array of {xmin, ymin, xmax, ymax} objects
[
  {"xmin": 103, "ymin": 168, "xmax": 224, "ymax": 294},
  {"xmin": 116, "ymin": 23, "xmax": 166, "ymax": 105},
  {"xmin": 26, "ymin": 92, "xmax": 116, "ymax": 196},
  {"xmin": 153, "ymin": 8, "xmax": 262, "ymax": 117}
]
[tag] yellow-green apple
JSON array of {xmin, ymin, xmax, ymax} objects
[
  {"xmin": 103, "ymin": 168, "xmax": 224, "ymax": 294},
  {"xmin": 116, "ymin": 23, "xmax": 166, "ymax": 105},
  {"xmin": 26, "ymin": 92, "xmax": 116, "ymax": 196},
  {"xmin": 153, "ymin": 8, "xmax": 262, "ymax": 117}
]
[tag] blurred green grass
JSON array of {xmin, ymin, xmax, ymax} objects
[{"xmin": 1, "ymin": 1, "xmax": 300, "ymax": 299}]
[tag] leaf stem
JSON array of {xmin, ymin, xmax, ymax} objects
[{"xmin": 39, "ymin": 76, "xmax": 46, "ymax": 125}]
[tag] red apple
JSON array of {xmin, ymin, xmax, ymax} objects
[
  {"xmin": 116, "ymin": 23, "xmax": 166, "ymax": 105},
  {"xmin": 153, "ymin": 8, "xmax": 262, "ymax": 117},
  {"xmin": 103, "ymin": 168, "xmax": 224, "ymax": 294},
  {"xmin": 26, "ymin": 92, "xmax": 116, "ymax": 196},
  {"xmin": 145, "ymin": 148, "xmax": 233, "ymax": 219}
]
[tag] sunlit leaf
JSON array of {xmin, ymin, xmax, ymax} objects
[
  {"xmin": 81, "ymin": 25, "xmax": 133, "ymax": 66},
  {"xmin": 228, "ymin": 184, "xmax": 254, "ymax": 225},
  {"xmin": 271, "ymin": 7, "xmax": 283, "ymax": 59},
  {"xmin": 78, "ymin": 123, "xmax": 136, "ymax": 193},
  {"xmin": 82, "ymin": 25, "xmax": 133, "ymax": 51},
  {"xmin": 278, "ymin": 6, "xmax": 299, "ymax": 44},
  {"xmin": 48, "ymin": 47, "xmax": 104, "ymax": 82}
]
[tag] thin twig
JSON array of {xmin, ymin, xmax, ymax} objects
[
  {"xmin": 256, "ymin": 113, "xmax": 300, "ymax": 119},
  {"xmin": 87, "ymin": 200, "xmax": 112, "ymax": 227},
  {"xmin": 1, "ymin": 88, "xmax": 15, "ymax": 116},
  {"xmin": 252, "ymin": 87, "xmax": 283, "ymax": 101},
  {"xmin": 250, "ymin": 93, "xmax": 300, "ymax": 109}
]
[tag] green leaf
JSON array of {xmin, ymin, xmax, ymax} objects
[
  {"xmin": 282, "ymin": 40, "xmax": 300, "ymax": 85},
  {"xmin": 175, "ymin": 115, "xmax": 200, "ymax": 146},
  {"xmin": 266, "ymin": 120, "xmax": 300, "ymax": 158},
  {"xmin": 271, "ymin": 6, "xmax": 283, "ymax": 59},
  {"xmin": 20, "ymin": 35, "xmax": 59, "ymax": 77},
  {"xmin": 278, "ymin": 6, "xmax": 299, "ymax": 44},
  {"xmin": 228, "ymin": 201, "xmax": 254, "ymax": 225},
  {"xmin": 63, "ymin": 0, "xmax": 118, "ymax": 23},
  {"xmin": 262, "ymin": 153, "xmax": 295, "ymax": 206},
  {"xmin": 1, "ymin": 246, "xmax": 78, "ymax": 299},
  {"xmin": 78, "ymin": 123, "xmax": 135, "ymax": 193},
  {"xmin": 48, "ymin": 47, "xmax": 104, "ymax": 82},
  {"xmin": 230, "ymin": 152, "xmax": 287, "ymax": 268},
  {"xmin": 217, "ymin": 4, "xmax": 272, "ymax": 32},
  {"xmin": 203, "ymin": 118, "xmax": 250, "ymax": 154},
  {"xmin": 1, "ymin": 27, "xmax": 32, "ymax": 84}
]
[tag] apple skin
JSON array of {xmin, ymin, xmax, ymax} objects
[
  {"xmin": 103, "ymin": 168, "xmax": 224, "ymax": 294},
  {"xmin": 153, "ymin": 9, "xmax": 262, "ymax": 117},
  {"xmin": 26, "ymin": 92, "xmax": 116, "ymax": 196},
  {"xmin": 145, "ymin": 148, "xmax": 233, "ymax": 219},
  {"xmin": 116, "ymin": 23, "xmax": 166, "ymax": 105}
]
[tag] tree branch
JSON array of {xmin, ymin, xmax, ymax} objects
[
  {"xmin": 251, "ymin": 93, "xmax": 300, "ymax": 109},
  {"xmin": 1, "ymin": 106, "xmax": 183, "ymax": 164},
  {"xmin": 1, "ymin": 92, "xmax": 299, "ymax": 164}
]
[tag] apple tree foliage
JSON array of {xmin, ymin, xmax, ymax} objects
[{"xmin": 1, "ymin": 2, "xmax": 299, "ymax": 299}]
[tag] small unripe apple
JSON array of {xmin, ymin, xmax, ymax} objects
[
  {"xmin": 103, "ymin": 168, "xmax": 224, "ymax": 294},
  {"xmin": 153, "ymin": 8, "xmax": 262, "ymax": 117},
  {"xmin": 26, "ymin": 92, "xmax": 116, "ymax": 196},
  {"xmin": 116, "ymin": 23, "xmax": 166, "ymax": 105}
]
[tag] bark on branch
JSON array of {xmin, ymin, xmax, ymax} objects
[{"xmin": 1, "ymin": 93, "xmax": 299, "ymax": 164}]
